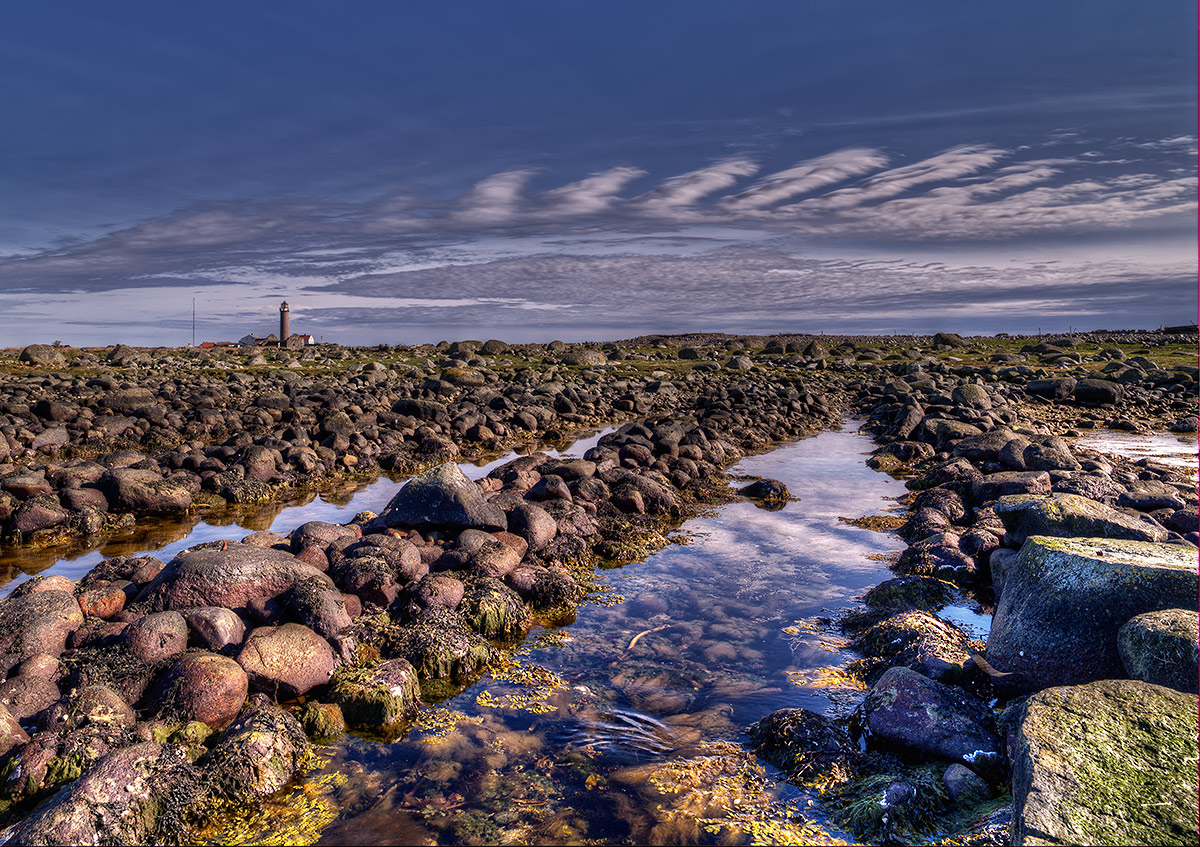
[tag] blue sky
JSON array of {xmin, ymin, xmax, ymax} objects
[{"xmin": 0, "ymin": 1, "xmax": 1194, "ymax": 346}]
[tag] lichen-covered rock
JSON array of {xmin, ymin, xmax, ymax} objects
[
  {"xmin": 852, "ymin": 610, "xmax": 976, "ymax": 684},
  {"xmin": 460, "ymin": 577, "xmax": 528, "ymax": 638},
  {"xmin": 375, "ymin": 463, "xmax": 505, "ymax": 531},
  {"xmin": 864, "ymin": 667, "xmax": 1002, "ymax": 774},
  {"xmin": 331, "ymin": 658, "xmax": 420, "ymax": 730},
  {"xmin": 138, "ymin": 545, "xmax": 334, "ymax": 614},
  {"xmin": 987, "ymin": 536, "xmax": 1198, "ymax": 693},
  {"xmin": 1010, "ymin": 679, "xmax": 1198, "ymax": 846},
  {"xmin": 203, "ymin": 705, "xmax": 309, "ymax": 799},
  {"xmin": 994, "ymin": 493, "xmax": 1167, "ymax": 547},
  {"xmin": 1118, "ymin": 609, "xmax": 1199, "ymax": 694},
  {"xmin": 236, "ymin": 623, "xmax": 336, "ymax": 698},
  {"xmin": 0, "ymin": 742, "xmax": 186, "ymax": 846},
  {"xmin": 99, "ymin": 467, "xmax": 193, "ymax": 515}
]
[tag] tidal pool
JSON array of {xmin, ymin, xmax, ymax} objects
[
  {"xmin": 1074, "ymin": 429, "xmax": 1198, "ymax": 475},
  {"xmin": 0, "ymin": 426, "xmax": 618, "ymax": 596},
  {"xmin": 190, "ymin": 422, "xmax": 910, "ymax": 846}
]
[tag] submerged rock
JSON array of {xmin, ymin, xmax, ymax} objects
[
  {"xmin": 1009, "ymin": 679, "xmax": 1198, "ymax": 846},
  {"xmin": 987, "ymin": 536, "xmax": 1198, "ymax": 693},
  {"xmin": 748, "ymin": 708, "xmax": 862, "ymax": 783}
]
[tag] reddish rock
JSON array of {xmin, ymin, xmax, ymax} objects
[
  {"xmin": 237, "ymin": 623, "xmax": 337, "ymax": 698},
  {"xmin": 184, "ymin": 606, "xmax": 246, "ymax": 651},
  {"xmin": 123, "ymin": 611, "xmax": 188, "ymax": 663},
  {"xmin": 0, "ymin": 703, "xmax": 28, "ymax": 757},
  {"xmin": 11, "ymin": 575, "xmax": 75, "ymax": 597},
  {"xmin": 15, "ymin": 653, "xmax": 62, "ymax": 681},
  {"xmin": 77, "ymin": 584, "xmax": 127, "ymax": 619},
  {"xmin": 294, "ymin": 545, "xmax": 330, "ymax": 571},
  {"xmin": 156, "ymin": 652, "xmax": 248, "ymax": 731},
  {"xmin": 412, "ymin": 575, "xmax": 465, "ymax": 611},
  {"xmin": 0, "ymin": 675, "xmax": 61, "ymax": 722},
  {"xmin": 0, "ymin": 590, "xmax": 84, "ymax": 674}
]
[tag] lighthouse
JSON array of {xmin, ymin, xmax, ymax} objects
[{"xmin": 279, "ymin": 301, "xmax": 290, "ymax": 344}]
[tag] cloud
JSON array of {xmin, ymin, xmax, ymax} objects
[
  {"xmin": 451, "ymin": 169, "xmax": 538, "ymax": 226},
  {"xmin": 540, "ymin": 166, "xmax": 647, "ymax": 217},
  {"xmin": 780, "ymin": 145, "xmax": 1008, "ymax": 213},
  {"xmin": 633, "ymin": 158, "xmax": 758, "ymax": 217},
  {"xmin": 721, "ymin": 148, "xmax": 888, "ymax": 212}
]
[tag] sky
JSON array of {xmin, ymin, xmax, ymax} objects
[{"xmin": 0, "ymin": 0, "xmax": 1195, "ymax": 347}]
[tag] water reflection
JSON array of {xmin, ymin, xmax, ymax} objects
[
  {"xmin": 1074, "ymin": 429, "xmax": 1199, "ymax": 475},
  {"xmin": 0, "ymin": 426, "xmax": 618, "ymax": 596},
  {"xmin": 295, "ymin": 422, "xmax": 908, "ymax": 846}
]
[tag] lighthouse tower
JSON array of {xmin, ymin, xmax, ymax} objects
[{"xmin": 279, "ymin": 301, "xmax": 290, "ymax": 344}]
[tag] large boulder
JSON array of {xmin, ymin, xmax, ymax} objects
[
  {"xmin": 138, "ymin": 545, "xmax": 334, "ymax": 614},
  {"xmin": 236, "ymin": 623, "xmax": 337, "ymax": 698},
  {"xmin": 18, "ymin": 344, "xmax": 66, "ymax": 367},
  {"xmin": 154, "ymin": 652, "xmax": 249, "ymax": 731},
  {"xmin": 987, "ymin": 536, "xmax": 1198, "ymax": 693},
  {"xmin": 99, "ymin": 468, "xmax": 193, "ymax": 515},
  {"xmin": 1118, "ymin": 609, "xmax": 1199, "ymax": 694},
  {"xmin": 0, "ymin": 742, "xmax": 188, "ymax": 846},
  {"xmin": 0, "ymin": 590, "xmax": 84, "ymax": 675},
  {"xmin": 864, "ymin": 666, "xmax": 1002, "ymax": 774},
  {"xmin": 1009, "ymin": 679, "xmax": 1198, "ymax": 846},
  {"xmin": 994, "ymin": 493, "xmax": 1168, "ymax": 547},
  {"xmin": 374, "ymin": 463, "xmax": 505, "ymax": 531}
]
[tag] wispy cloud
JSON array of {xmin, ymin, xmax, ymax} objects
[
  {"xmin": 452, "ymin": 169, "xmax": 538, "ymax": 226},
  {"xmin": 722, "ymin": 148, "xmax": 889, "ymax": 212},
  {"xmin": 633, "ymin": 158, "xmax": 758, "ymax": 217},
  {"xmin": 540, "ymin": 166, "xmax": 647, "ymax": 216}
]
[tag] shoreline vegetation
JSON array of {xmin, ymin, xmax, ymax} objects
[{"xmin": 0, "ymin": 329, "xmax": 1195, "ymax": 845}]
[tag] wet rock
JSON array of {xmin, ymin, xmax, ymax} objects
[
  {"xmin": 1118, "ymin": 479, "xmax": 1187, "ymax": 512},
  {"xmin": 139, "ymin": 544, "xmax": 335, "ymax": 614},
  {"xmin": 331, "ymin": 658, "xmax": 421, "ymax": 730},
  {"xmin": 852, "ymin": 610, "xmax": 976, "ymax": 684},
  {"xmin": 738, "ymin": 478, "xmax": 790, "ymax": 503},
  {"xmin": 65, "ymin": 684, "xmax": 136, "ymax": 730},
  {"xmin": 12, "ymin": 493, "xmax": 69, "ymax": 533},
  {"xmin": 379, "ymin": 608, "xmax": 493, "ymax": 680},
  {"xmin": 994, "ymin": 492, "xmax": 1168, "ymax": 546},
  {"xmin": 0, "ymin": 675, "xmax": 61, "ymax": 723},
  {"xmin": 861, "ymin": 576, "xmax": 956, "ymax": 614},
  {"xmin": 154, "ymin": 652, "xmax": 248, "ymax": 730},
  {"xmin": 1118, "ymin": 609, "xmax": 1199, "ymax": 694},
  {"xmin": 236, "ymin": 623, "xmax": 337, "ymax": 698},
  {"xmin": 59, "ymin": 647, "xmax": 157, "ymax": 707},
  {"xmin": 1010, "ymin": 679, "xmax": 1197, "ymax": 846},
  {"xmin": 943, "ymin": 763, "xmax": 991, "ymax": 805},
  {"xmin": 99, "ymin": 467, "xmax": 193, "ymax": 514},
  {"xmin": 77, "ymin": 583, "xmax": 127, "ymax": 620},
  {"xmin": 0, "ymin": 590, "xmax": 84, "ymax": 674},
  {"xmin": 295, "ymin": 701, "xmax": 345, "ymax": 740},
  {"xmin": 184, "ymin": 606, "xmax": 247, "ymax": 652},
  {"xmin": 865, "ymin": 666, "xmax": 1002, "ymax": 773},
  {"xmin": 0, "ymin": 742, "xmax": 184, "ymax": 846},
  {"xmin": 460, "ymin": 576, "xmax": 528, "ymax": 638},
  {"xmin": 123, "ymin": 610, "xmax": 188, "ymax": 663},
  {"xmin": 281, "ymin": 576, "xmax": 352, "ymax": 639},
  {"xmin": 375, "ymin": 462, "xmax": 506, "ymax": 532},
  {"xmin": 987, "ymin": 536, "xmax": 1198, "ymax": 693},
  {"xmin": 895, "ymin": 533, "xmax": 977, "ymax": 582},
  {"xmin": 749, "ymin": 708, "xmax": 863, "ymax": 781},
  {"xmin": 203, "ymin": 704, "xmax": 309, "ymax": 798}
]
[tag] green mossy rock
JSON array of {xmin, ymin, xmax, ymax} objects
[
  {"xmin": 460, "ymin": 577, "xmax": 528, "ymax": 639},
  {"xmin": 994, "ymin": 493, "xmax": 1168, "ymax": 547},
  {"xmin": 1118, "ymin": 609, "xmax": 1199, "ymax": 694},
  {"xmin": 202, "ymin": 705, "xmax": 309, "ymax": 799},
  {"xmin": 1011, "ymin": 678, "xmax": 1199, "ymax": 846},
  {"xmin": 331, "ymin": 658, "xmax": 420, "ymax": 730},
  {"xmin": 987, "ymin": 536, "xmax": 1198, "ymax": 693}
]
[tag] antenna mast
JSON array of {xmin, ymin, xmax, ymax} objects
[{"xmin": 192, "ymin": 298, "xmax": 196, "ymax": 347}]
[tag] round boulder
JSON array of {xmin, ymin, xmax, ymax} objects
[
  {"xmin": 156, "ymin": 652, "xmax": 249, "ymax": 730},
  {"xmin": 1118, "ymin": 608, "xmax": 1199, "ymax": 694},
  {"xmin": 236, "ymin": 623, "xmax": 336, "ymax": 698}
]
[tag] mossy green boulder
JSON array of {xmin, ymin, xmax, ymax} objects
[
  {"xmin": 331, "ymin": 658, "xmax": 420, "ymax": 730},
  {"xmin": 1118, "ymin": 609, "xmax": 1199, "ymax": 694},
  {"xmin": 993, "ymin": 493, "xmax": 1168, "ymax": 547},
  {"xmin": 987, "ymin": 536, "xmax": 1198, "ymax": 693},
  {"xmin": 1010, "ymin": 678, "xmax": 1199, "ymax": 845}
]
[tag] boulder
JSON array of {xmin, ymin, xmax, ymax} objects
[
  {"xmin": 123, "ymin": 611, "xmax": 188, "ymax": 663},
  {"xmin": 65, "ymin": 684, "xmax": 136, "ymax": 730},
  {"xmin": 1073, "ymin": 378, "xmax": 1124, "ymax": 406},
  {"xmin": 331, "ymin": 659, "xmax": 421, "ymax": 730},
  {"xmin": 18, "ymin": 344, "xmax": 66, "ymax": 367},
  {"xmin": 375, "ymin": 463, "xmax": 506, "ymax": 531},
  {"xmin": 459, "ymin": 577, "xmax": 528, "ymax": 638},
  {"xmin": 203, "ymin": 705, "xmax": 308, "ymax": 798},
  {"xmin": 0, "ymin": 675, "xmax": 61, "ymax": 723},
  {"xmin": 987, "ymin": 536, "xmax": 1198, "ymax": 693},
  {"xmin": 852, "ymin": 610, "xmax": 976, "ymax": 684},
  {"xmin": 748, "ymin": 708, "xmax": 863, "ymax": 782},
  {"xmin": 1118, "ymin": 609, "xmax": 1199, "ymax": 694},
  {"xmin": 1010, "ymin": 679, "xmax": 1198, "ymax": 846},
  {"xmin": 0, "ymin": 703, "xmax": 29, "ymax": 757},
  {"xmin": 0, "ymin": 590, "xmax": 84, "ymax": 675},
  {"xmin": 138, "ymin": 545, "xmax": 334, "ymax": 614},
  {"xmin": 236, "ymin": 623, "xmax": 337, "ymax": 698},
  {"xmin": 184, "ymin": 606, "xmax": 247, "ymax": 651},
  {"xmin": 155, "ymin": 652, "xmax": 249, "ymax": 730},
  {"xmin": 994, "ymin": 493, "xmax": 1168, "ymax": 547},
  {"xmin": 972, "ymin": 471, "xmax": 1052, "ymax": 503},
  {"xmin": 864, "ymin": 667, "xmax": 1002, "ymax": 773}
]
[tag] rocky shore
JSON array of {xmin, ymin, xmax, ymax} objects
[{"xmin": 0, "ymin": 330, "xmax": 1195, "ymax": 844}]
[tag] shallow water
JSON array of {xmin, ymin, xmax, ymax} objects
[
  {"xmin": 218, "ymin": 421, "xmax": 910, "ymax": 846},
  {"xmin": 0, "ymin": 426, "xmax": 618, "ymax": 596},
  {"xmin": 1074, "ymin": 429, "xmax": 1198, "ymax": 475}
]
